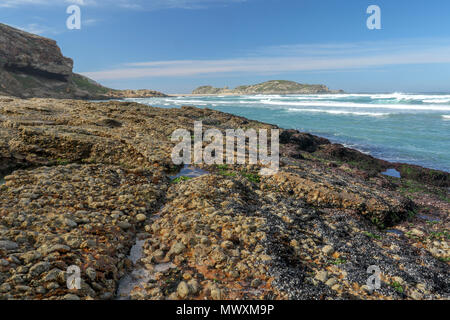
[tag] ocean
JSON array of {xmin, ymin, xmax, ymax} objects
[{"xmin": 122, "ymin": 93, "xmax": 450, "ymax": 172}]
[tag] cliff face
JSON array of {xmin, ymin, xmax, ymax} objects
[
  {"xmin": 0, "ymin": 24, "xmax": 73, "ymax": 77},
  {"xmin": 192, "ymin": 80, "xmax": 344, "ymax": 95},
  {"xmin": 0, "ymin": 23, "xmax": 166, "ymax": 99},
  {"xmin": 0, "ymin": 23, "xmax": 94, "ymax": 99}
]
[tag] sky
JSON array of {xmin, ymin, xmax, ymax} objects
[{"xmin": 1, "ymin": 0, "xmax": 450, "ymax": 93}]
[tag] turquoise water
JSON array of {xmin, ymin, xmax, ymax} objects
[{"xmin": 123, "ymin": 93, "xmax": 450, "ymax": 172}]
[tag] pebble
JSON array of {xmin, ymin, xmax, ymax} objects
[
  {"xmin": 0, "ymin": 283, "xmax": 11, "ymax": 293},
  {"xmin": 136, "ymin": 214, "xmax": 147, "ymax": 222},
  {"xmin": 118, "ymin": 221, "xmax": 132, "ymax": 230},
  {"xmin": 177, "ymin": 281, "xmax": 189, "ymax": 299},
  {"xmin": 210, "ymin": 287, "xmax": 222, "ymax": 300},
  {"xmin": 315, "ymin": 271, "xmax": 329, "ymax": 283},
  {"xmin": 410, "ymin": 229, "xmax": 425, "ymax": 237},
  {"xmin": 322, "ymin": 245, "xmax": 334, "ymax": 256},
  {"xmin": 325, "ymin": 278, "xmax": 338, "ymax": 287},
  {"xmin": 170, "ymin": 242, "xmax": 186, "ymax": 255},
  {"xmin": 0, "ymin": 240, "xmax": 18, "ymax": 251},
  {"xmin": 29, "ymin": 262, "xmax": 50, "ymax": 277}
]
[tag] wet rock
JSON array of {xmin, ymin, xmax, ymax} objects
[
  {"xmin": 20, "ymin": 251, "xmax": 41, "ymax": 264},
  {"xmin": 42, "ymin": 269, "xmax": 63, "ymax": 282},
  {"xmin": 86, "ymin": 267, "xmax": 97, "ymax": 282},
  {"xmin": 0, "ymin": 283, "xmax": 11, "ymax": 293},
  {"xmin": 63, "ymin": 294, "xmax": 81, "ymax": 300},
  {"xmin": 0, "ymin": 240, "xmax": 18, "ymax": 251},
  {"xmin": 41, "ymin": 244, "xmax": 71, "ymax": 255},
  {"xmin": 29, "ymin": 262, "xmax": 50, "ymax": 277},
  {"xmin": 118, "ymin": 221, "xmax": 132, "ymax": 230},
  {"xmin": 63, "ymin": 218, "xmax": 77, "ymax": 228}
]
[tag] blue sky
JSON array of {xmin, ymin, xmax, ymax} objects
[{"xmin": 1, "ymin": 0, "xmax": 450, "ymax": 93}]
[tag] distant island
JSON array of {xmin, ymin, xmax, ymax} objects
[
  {"xmin": 192, "ymin": 80, "xmax": 344, "ymax": 95},
  {"xmin": 0, "ymin": 23, "xmax": 166, "ymax": 100}
]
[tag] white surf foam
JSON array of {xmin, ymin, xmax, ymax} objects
[
  {"xmin": 262, "ymin": 100, "xmax": 450, "ymax": 111},
  {"xmin": 287, "ymin": 108, "xmax": 389, "ymax": 117},
  {"xmin": 423, "ymin": 99, "xmax": 450, "ymax": 104}
]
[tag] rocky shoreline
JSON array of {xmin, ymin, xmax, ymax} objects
[{"xmin": 0, "ymin": 96, "xmax": 448, "ymax": 300}]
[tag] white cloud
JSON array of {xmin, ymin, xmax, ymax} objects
[
  {"xmin": 16, "ymin": 23, "xmax": 47, "ymax": 34},
  {"xmin": 83, "ymin": 18, "xmax": 99, "ymax": 26},
  {"xmin": 12, "ymin": 17, "xmax": 99, "ymax": 35},
  {"xmin": 81, "ymin": 39, "xmax": 450, "ymax": 80},
  {"xmin": 12, "ymin": 23, "xmax": 60, "ymax": 35}
]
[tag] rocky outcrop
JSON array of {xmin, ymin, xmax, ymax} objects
[
  {"xmin": 192, "ymin": 80, "xmax": 344, "ymax": 95},
  {"xmin": 0, "ymin": 24, "xmax": 73, "ymax": 79},
  {"xmin": 0, "ymin": 24, "xmax": 96, "ymax": 99},
  {"xmin": 0, "ymin": 24, "xmax": 73, "ymax": 78},
  {"xmin": 0, "ymin": 97, "xmax": 448, "ymax": 300},
  {"xmin": 0, "ymin": 24, "xmax": 166, "ymax": 100},
  {"xmin": 106, "ymin": 89, "xmax": 167, "ymax": 99},
  {"xmin": 191, "ymin": 86, "xmax": 225, "ymax": 95}
]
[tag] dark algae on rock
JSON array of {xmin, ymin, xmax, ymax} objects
[{"xmin": 0, "ymin": 97, "xmax": 448, "ymax": 300}]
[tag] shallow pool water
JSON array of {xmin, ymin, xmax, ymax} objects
[
  {"xmin": 381, "ymin": 168, "xmax": 402, "ymax": 178},
  {"xmin": 170, "ymin": 165, "xmax": 210, "ymax": 180},
  {"xmin": 418, "ymin": 215, "xmax": 441, "ymax": 223},
  {"xmin": 386, "ymin": 229, "xmax": 404, "ymax": 236}
]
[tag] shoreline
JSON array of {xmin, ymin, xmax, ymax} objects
[{"xmin": 114, "ymin": 96, "xmax": 450, "ymax": 174}]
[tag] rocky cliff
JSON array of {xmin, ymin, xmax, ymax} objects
[
  {"xmin": 0, "ymin": 23, "xmax": 166, "ymax": 99},
  {"xmin": 192, "ymin": 80, "xmax": 344, "ymax": 95}
]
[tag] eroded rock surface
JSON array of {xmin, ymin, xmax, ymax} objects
[{"xmin": 0, "ymin": 97, "xmax": 448, "ymax": 300}]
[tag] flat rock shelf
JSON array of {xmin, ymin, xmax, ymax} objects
[{"xmin": 0, "ymin": 97, "xmax": 448, "ymax": 301}]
